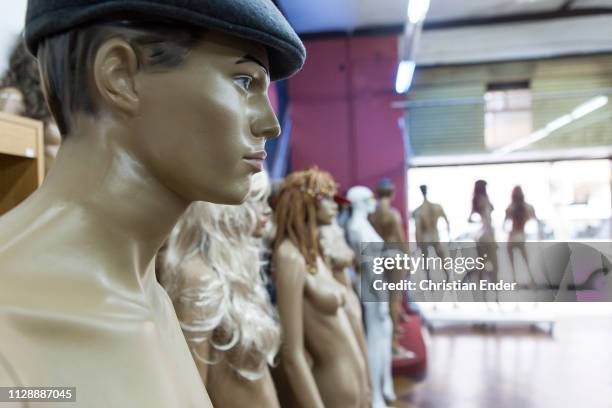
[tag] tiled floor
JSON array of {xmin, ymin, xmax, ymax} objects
[{"xmin": 392, "ymin": 314, "xmax": 612, "ymax": 408}]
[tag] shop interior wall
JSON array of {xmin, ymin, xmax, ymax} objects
[{"xmin": 287, "ymin": 35, "xmax": 407, "ymax": 220}]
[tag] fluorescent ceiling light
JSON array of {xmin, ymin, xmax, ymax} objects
[
  {"xmin": 545, "ymin": 114, "xmax": 572, "ymax": 133},
  {"xmin": 571, "ymin": 95, "xmax": 609, "ymax": 120},
  {"xmin": 494, "ymin": 95, "xmax": 608, "ymax": 155},
  {"xmin": 395, "ymin": 60, "xmax": 416, "ymax": 94},
  {"xmin": 408, "ymin": 0, "xmax": 431, "ymax": 24}
]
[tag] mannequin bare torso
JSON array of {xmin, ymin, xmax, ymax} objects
[
  {"xmin": 275, "ymin": 240, "xmax": 366, "ymax": 408},
  {"xmin": 0, "ymin": 210, "xmax": 209, "ymax": 407},
  {"xmin": 319, "ymin": 222, "xmax": 371, "ymax": 404},
  {"xmin": 369, "ymin": 198, "xmax": 405, "ymax": 244},
  {"xmin": 173, "ymin": 258, "xmax": 281, "ymax": 408},
  {"xmin": 206, "ymin": 361, "xmax": 279, "ymax": 408},
  {"xmin": 414, "ymin": 200, "xmax": 446, "ymax": 243}
]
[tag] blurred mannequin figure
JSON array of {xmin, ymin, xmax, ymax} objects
[
  {"xmin": 159, "ymin": 172, "xmax": 282, "ymax": 407},
  {"xmin": 347, "ymin": 186, "xmax": 396, "ymax": 408},
  {"xmin": 505, "ymin": 186, "xmax": 537, "ymax": 287},
  {"xmin": 369, "ymin": 178, "xmax": 410, "ymax": 358},
  {"xmin": 413, "ymin": 185, "xmax": 450, "ymax": 279},
  {"xmin": 320, "ymin": 216, "xmax": 372, "ymax": 405},
  {"xmin": 369, "ymin": 178, "xmax": 407, "ymax": 245},
  {"xmin": 414, "ymin": 184, "xmax": 450, "ymax": 253},
  {"xmin": 0, "ymin": 39, "xmax": 61, "ymax": 173},
  {"xmin": 274, "ymin": 168, "xmax": 369, "ymax": 408},
  {"xmin": 469, "ymin": 180, "xmax": 499, "ymax": 281}
]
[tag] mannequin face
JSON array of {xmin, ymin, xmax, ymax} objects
[
  {"xmin": 252, "ymin": 199, "xmax": 272, "ymax": 238},
  {"xmin": 316, "ymin": 197, "xmax": 338, "ymax": 225},
  {"xmin": 117, "ymin": 31, "xmax": 281, "ymax": 204},
  {"xmin": 366, "ymin": 196, "xmax": 376, "ymax": 214}
]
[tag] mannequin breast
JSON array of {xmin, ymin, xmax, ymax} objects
[{"xmin": 302, "ymin": 257, "xmax": 366, "ymax": 408}]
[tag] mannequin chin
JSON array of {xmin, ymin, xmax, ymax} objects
[{"xmin": 316, "ymin": 197, "xmax": 338, "ymax": 225}]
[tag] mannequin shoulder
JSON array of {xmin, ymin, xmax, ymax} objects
[
  {"xmin": 275, "ymin": 240, "xmax": 306, "ymax": 265},
  {"xmin": 389, "ymin": 207, "xmax": 403, "ymax": 222},
  {"xmin": 274, "ymin": 240, "xmax": 307, "ymax": 285},
  {"xmin": 179, "ymin": 256, "xmax": 215, "ymax": 287}
]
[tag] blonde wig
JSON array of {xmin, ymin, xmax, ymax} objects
[
  {"xmin": 273, "ymin": 167, "xmax": 337, "ymax": 273},
  {"xmin": 160, "ymin": 172, "xmax": 279, "ymax": 381}
]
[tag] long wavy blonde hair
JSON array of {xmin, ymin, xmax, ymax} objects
[
  {"xmin": 274, "ymin": 167, "xmax": 337, "ymax": 272},
  {"xmin": 160, "ymin": 172, "xmax": 279, "ymax": 380}
]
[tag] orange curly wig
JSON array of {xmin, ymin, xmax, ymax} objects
[{"xmin": 273, "ymin": 167, "xmax": 337, "ymax": 272}]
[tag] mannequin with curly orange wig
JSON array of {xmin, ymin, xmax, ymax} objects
[{"xmin": 273, "ymin": 167, "xmax": 370, "ymax": 408}]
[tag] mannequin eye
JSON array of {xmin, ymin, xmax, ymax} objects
[{"xmin": 234, "ymin": 75, "xmax": 253, "ymax": 91}]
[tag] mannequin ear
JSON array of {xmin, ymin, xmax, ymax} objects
[{"xmin": 93, "ymin": 38, "xmax": 140, "ymax": 114}]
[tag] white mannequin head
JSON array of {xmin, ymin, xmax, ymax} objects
[{"xmin": 347, "ymin": 186, "xmax": 376, "ymax": 215}]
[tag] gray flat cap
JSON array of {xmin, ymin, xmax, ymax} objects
[{"xmin": 25, "ymin": 0, "xmax": 305, "ymax": 80}]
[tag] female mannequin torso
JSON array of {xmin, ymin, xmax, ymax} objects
[
  {"xmin": 160, "ymin": 172, "xmax": 282, "ymax": 408},
  {"xmin": 173, "ymin": 259, "xmax": 281, "ymax": 408},
  {"xmin": 275, "ymin": 241, "xmax": 367, "ymax": 408},
  {"xmin": 273, "ymin": 168, "xmax": 368, "ymax": 408}
]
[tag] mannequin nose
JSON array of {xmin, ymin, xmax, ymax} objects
[
  {"xmin": 252, "ymin": 117, "xmax": 281, "ymax": 139},
  {"xmin": 251, "ymin": 100, "xmax": 282, "ymax": 139}
]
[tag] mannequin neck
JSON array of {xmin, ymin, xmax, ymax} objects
[
  {"xmin": 36, "ymin": 115, "xmax": 188, "ymax": 292},
  {"xmin": 351, "ymin": 205, "xmax": 371, "ymax": 220},
  {"xmin": 379, "ymin": 196, "xmax": 392, "ymax": 205}
]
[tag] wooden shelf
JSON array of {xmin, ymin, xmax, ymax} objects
[{"xmin": 0, "ymin": 112, "xmax": 45, "ymax": 215}]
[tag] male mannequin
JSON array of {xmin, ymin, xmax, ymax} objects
[
  {"xmin": 413, "ymin": 185, "xmax": 450, "ymax": 267},
  {"xmin": 369, "ymin": 178, "xmax": 407, "ymax": 246},
  {"xmin": 368, "ymin": 178, "xmax": 410, "ymax": 357},
  {"xmin": 347, "ymin": 186, "xmax": 396, "ymax": 408},
  {"xmin": 0, "ymin": 1, "xmax": 304, "ymax": 407}
]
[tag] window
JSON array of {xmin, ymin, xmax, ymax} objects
[{"xmin": 484, "ymin": 81, "xmax": 532, "ymax": 150}]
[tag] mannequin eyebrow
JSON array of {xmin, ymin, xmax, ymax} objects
[{"xmin": 236, "ymin": 55, "xmax": 269, "ymax": 76}]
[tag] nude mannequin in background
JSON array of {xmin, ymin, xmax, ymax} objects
[
  {"xmin": 504, "ymin": 185, "xmax": 537, "ymax": 286},
  {"xmin": 159, "ymin": 172, "xmax": 282, "ymax": 408},
  {"xmin": 469, "ymin": 180, "xmax": 499, "ymax": 280},
  {"xmin": 320, "ymin": 217, "xmax": 372, "ymax": 406},
  {"xmin": 347, "ymin": 186, "xmax": 396, "ymax": 408},
  {"xmin": 0, "ymin": 22, "xmax": 283, "ymax": 408},
  {"xmin": 413, "ymin": 184, "xmax": 451, "ymax": 284},
  {"xmin": 274, "ymin": 168, "xmax": 369, "ymax": 408},
  {"xmin": 369, "ymin": 178, "xmax": 410, "ymax": 358}
]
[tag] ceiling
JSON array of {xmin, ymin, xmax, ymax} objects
[{"xmin": 277, "ymin": 0, "xmax": 612, "ymax": 34}]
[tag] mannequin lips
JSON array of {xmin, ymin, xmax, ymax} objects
[{"xmin": 243, "ymin": 151, "xmax": 267, "ymax": 172}]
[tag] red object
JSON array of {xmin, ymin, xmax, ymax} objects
[
  {"xmin": 334, "ymin": 193, "xmax": 350, "ymax": 205},
  {"xmin": 288, "ymin": 35, "xmax": 407, "ymax": 229},
  {"xmin": 392, "ymin": 313, "xmax": 427, "ymax": 381}
]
